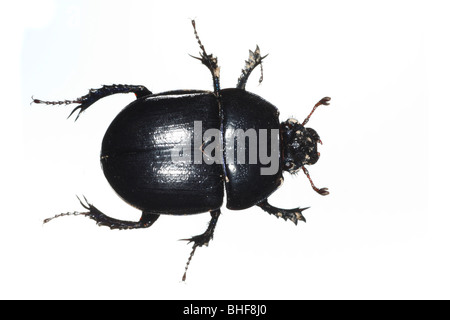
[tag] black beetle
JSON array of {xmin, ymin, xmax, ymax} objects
[{"xmin": 34, "ymin": 20, "xmax": 331, "ymax": 281}]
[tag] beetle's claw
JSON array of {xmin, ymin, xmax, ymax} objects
[{"xmin": 67, "ymin": 105, "xmax": 80, "ymax": 119}]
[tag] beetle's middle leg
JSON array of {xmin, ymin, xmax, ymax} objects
[
  {"xmin": 257, "ymin": 198, "xmax": 309, "ymax": 225},
  {"xmin": 181, "ymin": 208, "xmax": 221, "ymax": 281},
  {"xmin": 32, "ymin": 84, "xmax": 152, "ymax": 121},
  {"xmin": 190, "ymin": 20, "xmax": 221, "ymax": 95},
  {"xmin": 44, "ymin": 196, "xmax": 160, "ymax": 230}
]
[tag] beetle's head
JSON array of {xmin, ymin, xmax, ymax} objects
[
  {"xmin": 279, "ymin": 97, "xmax": 331, "ymax": 196},
  {"xmin": 280, "ymin": 118, "xmax": 321, "ymax": 172}
]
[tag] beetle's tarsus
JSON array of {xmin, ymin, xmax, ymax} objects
[
  {"xmin": 182, "ymin": 246, "xmax": 197, "ymax": 282},
  {"xmin": 181, "ymin": 209, "xmax": 221, "ymax": 281},
  {"xmin": 42, "ymin": 195, "xmax": 90, "ymax": 224},
  {"xmin": 31, "ymin": 97, "xmax": 81, "ymax": 106},
  {"xmin": 190, "ymin": 19, "xmax": 221, "ymax": 95},
  {"xmin": 43, "ymin": 211, "xmax": 86, "ymax": 225}
]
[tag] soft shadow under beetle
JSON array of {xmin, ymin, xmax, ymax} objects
[{"xmin": 34, "ymin": 20, "xmax": 331, "ymax": 281}]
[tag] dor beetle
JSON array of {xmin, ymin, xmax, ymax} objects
[{"xmin": 34, "ymin": 20, "xmax": 331, "ymax": 281}]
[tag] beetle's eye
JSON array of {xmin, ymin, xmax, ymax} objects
[{"xmin": 285, "ymin": 161, "xmax": 294, "ymax": 169}]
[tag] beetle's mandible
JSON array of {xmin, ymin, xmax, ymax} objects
[{"xmin": 34, "ymin": 20, "xmax": 331, "ymax": 281}]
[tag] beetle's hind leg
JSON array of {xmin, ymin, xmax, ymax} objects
[
  {"xmin": 180, "ymin": 209, "xmax": 221, "ymax": 281},
  {"xmin": 190, "ymin": 20, "xmax": 221, "ymax": 95},
  {"xmin": 44, "ymin": 196, "xmax": 160, "ymax": 230},
  {"xmin": 32, "ymin": 84, "xmax": 152, "ymax": 121},
  {"xmin": 257, "ymin": 198, "xmax": 309, "ymax": 225},
  {"xmin": 236, "ymin": 46, "xmax": 268, "ymax": 90}
]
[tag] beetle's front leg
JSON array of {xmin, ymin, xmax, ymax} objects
[
  {"xmin": 236, "ymin": 46, "xmax": 268, "ymax": 90},
  {"xmin": 257, "ymin": 198, "xmax": 308, "ymax": 225},
  {"xmin": 181, "ymin": 209, "xmax": 221, "ymax": 281},
  {"xmin": 32, "ymin": 84, "xmax": 152, "ymax": 121},
  {"xmin": 190, "ymin": 20, "xmax": 221, "ymax": 95}
]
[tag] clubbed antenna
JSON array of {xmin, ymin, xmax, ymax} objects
[
  {"xmin": 302, "ymin": 97, "xmax": 331, "ymax": 126},
  {"xmin": 302, "ymin": 166, "xmax": 329, "ymax": 195}
]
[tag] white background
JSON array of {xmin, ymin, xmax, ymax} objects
[{"xmin": 1, "ymin": 0, "xmax": 449, "ymax": 299}]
